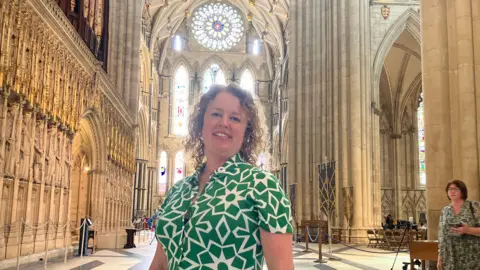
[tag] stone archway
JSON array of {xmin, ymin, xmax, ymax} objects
[
  {"xmin": 374, "ymin": 10, "xmax": 424, "ymax": 223},
  {"xmin": 70, "ymin": 110, "xmax": 107, "ymax": 230}
]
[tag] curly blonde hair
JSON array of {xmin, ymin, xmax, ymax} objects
[{"xmin": 184, "ymin": 84, "xmax": 267, "ymax": 168}]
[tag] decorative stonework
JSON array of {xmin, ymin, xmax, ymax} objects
[
  {"xmin": 381, "ymin": 5, "xmax": 391, "ymax": 20},
  {"xmin": 0, "ymin": 0, "xmax": 136, "ymax": 259}
]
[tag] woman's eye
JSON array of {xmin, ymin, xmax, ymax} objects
[
  {"xmin": 211, "ymin": 112, "xmax": 221, "ymax": 117},
  {"xmin": 230, "ymin": 116, "xmax": 241, "ymax": 122}
]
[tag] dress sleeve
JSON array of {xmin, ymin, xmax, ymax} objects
[
  {"xmin": 438, "ymin": 207, "xmax": 446, "ymax": 257},
  {"xmin": 250, "ymin": 170, "xmax": 293, "ymax": 234}
]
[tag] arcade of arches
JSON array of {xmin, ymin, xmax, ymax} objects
[{"xmin": 0, "ymin": 0, "xmax": 479, "ymax": 266}]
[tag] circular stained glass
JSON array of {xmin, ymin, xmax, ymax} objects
[{"xmin": 192, "ymin": 3, "xmax": 245, "ymax": 51}]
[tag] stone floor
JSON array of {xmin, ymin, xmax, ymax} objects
[{"xmin": 7, "ymin": 234, "xmax": 412, "ymax": 269}]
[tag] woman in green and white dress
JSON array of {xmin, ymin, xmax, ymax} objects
[{"xmin": 149, "ymin": 84, "xmax": 294, "ymax": 270}]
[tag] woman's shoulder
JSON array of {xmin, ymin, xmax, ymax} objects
[
  {"xmin": 441, "ymin": 204, "xmax": 452, "ymax": 213},
  {"xmin": 468, "ymin": 200, "xmax": 480, "ymax": 206},
  {"xmin": 248, "ymin": 166, "xmax": 278, "ymax": 179},
  {"xmin": 467, "ymin": 200, "xmax": 480, "ymax": 213}
]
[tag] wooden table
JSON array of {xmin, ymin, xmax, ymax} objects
[{"xmin": 409, "ymin": 240, "xmax": 438, "ymax": 270}]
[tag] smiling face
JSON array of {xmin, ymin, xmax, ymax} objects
[{"xmin": 202, "ymin": 91, "xmax": 248, "ymax": 162}]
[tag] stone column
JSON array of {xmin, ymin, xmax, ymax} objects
[
  {"xmin": 421, "ymin": 0, "xmax": 480, "ymax": 239},
  {"xmin": 288, "ymin": 0, "xmax": 374, "ymax": 235}
]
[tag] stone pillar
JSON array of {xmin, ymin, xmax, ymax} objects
[
  {"xmin": 421, "ymin": 0, "xmax": 480, "ymax": 239},
  {"xmin": 288, "ymin": 0, "xmax": 374, "ymax": 236}
]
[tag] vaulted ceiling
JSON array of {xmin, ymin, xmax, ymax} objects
[
  {"xmin": 380, "ymin": 30, "xmax": 422, "ymax": 132},
  {"xmin": 143, "ymin": 0, "xmax": 290, "ymax": 59}
]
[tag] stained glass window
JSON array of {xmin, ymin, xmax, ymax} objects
[
  {"xmin": 192, "ymin": 3, "xmax": 244, "ymax": 51},
  {"xmin": 418, "ymin": 94, "xmax": 426, "ymax": 185},
  {"xmin": 174, "ymin": 152, "xmax": 184, "ymax": 183},
  {"xmin": 203, "ymin": 64, "xmax": 226, "ymax": 93},
  {"xmin": 158, "ymin": 151, "xmax": 167, "ymax": 195},
  {"xmin": 174, "ymin": 66, "xmax": 189, "ymax": 136},
  {"xmin": 241, "ymin": 69, "xmax": 255, "ymax": 94}
]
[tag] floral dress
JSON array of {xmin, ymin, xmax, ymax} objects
[
  {"xmin": 155, "ymin": 153, "xmax": 293, "ymax": 270},
  {"xmin": 438, "ymin": 200, "xmax": 480, "ymax": 270}
]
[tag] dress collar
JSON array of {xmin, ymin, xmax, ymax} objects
[{"xmin": 187, "ymin": 153, "xmax": 247, "ymax": 185}]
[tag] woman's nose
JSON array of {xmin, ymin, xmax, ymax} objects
[{"xmin": 218, "ymin": 115, "xmax": 230, "ymax": 126}]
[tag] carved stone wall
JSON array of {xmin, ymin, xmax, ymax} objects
[{"xmin": 0, "ymin": 0, "xmax": 136, "ymax": 260}]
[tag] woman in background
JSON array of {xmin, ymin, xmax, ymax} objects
[{"xmin": 437, "ymin": 179, "xmax": 480, "ymax": 270}]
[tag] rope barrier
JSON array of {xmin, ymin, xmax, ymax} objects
[
  {"xmin": 306, "ymin": 227, "xmax": 320, "ymax": 242},
  {"xmin": 21, "ymin": 219, "xmax": 51, "ymax": 230},
  {"xmin": 325, "ymin": 234, "xmax": 409, "ymax": 254},
  {"xmin": 50, "ymin": 220, "xmax": 69, "ymax": 230}
]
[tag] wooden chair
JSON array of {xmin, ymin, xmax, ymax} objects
[
  {"xmin": 375, "ymin": 229, "xmax": 388, "ymax": 249},
  {"xmin": 367, "ymin": 229, "xmax": 380, "ymax": 248},
  {"xmin": 384, "ymin": 230, "xmax": 394, "ymax": 250},
  {"xmin": 408, "ymin": 238, "xmax": 438, "ymax": 270}
]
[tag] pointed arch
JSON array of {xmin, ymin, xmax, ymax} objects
[
  {"xmin": 240, "ymin": 68, "xmax": 256, "ymax": 94},
  {"xmin": 203, "ymin": 63, "xmax": 227, "ymax": 93},
  {"xmin": 238, "ymin": 60, "xmax": 259, "ymax": 80},
  {"xmin": 171, "ymin": 56, "xmax": 193, "ymax": 77},
  {"xmin": 199, "ymin": 55, "xmax": 230, "ymax": 78},
  {"xmin": 373, "ymin": 9, "xmax": 421, "ymax": 102},
  {"xmin": 76, "ymin": 109, "xmax": 107, "ymax": 172}
]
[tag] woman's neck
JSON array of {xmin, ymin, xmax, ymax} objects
[
  {"xmin": 204, "ymin": 158, "xmax": 227, "ymax": 174},
  {"xmin": 452, "ymin": 199, "xmax": 464, "ymax": 207}
]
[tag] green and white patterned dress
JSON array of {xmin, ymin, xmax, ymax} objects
[
  {"xmin": 438, "ymin": 200, "xmax": 480, "ymax": 270},
  {"xmin": 155, "ymin": 153, "xmax": 293, "ymax": 270}
]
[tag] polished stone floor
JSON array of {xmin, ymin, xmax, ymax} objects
[{"xmin": 6, "ymin": 233, "xmax": 411, "ymax": 269}]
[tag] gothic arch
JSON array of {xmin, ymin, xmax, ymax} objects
[
  {"xmin": 74, "ymin": 109, "xmax": 107, "ymax": 173},
  {"xmin": 171, "ymin": 56, "xmax": 194, "ymax": 77},
  {"xmin": 238, "ymin": 60, "xmax": 259, "ymax": 80},
  {"xmin": 373, "ymin": 8, "xmax": 421, "ymax": 102},
  {"xmin": 199, "ymin": 55, "xmax": 231, "ymax": 79},
  {"xmin": 157, "ymin": 143, "xmax": 171, "ymax": 155}
]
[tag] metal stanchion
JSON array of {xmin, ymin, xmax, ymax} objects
[
  {"xmin": 303, "ymin": 226, "xmax": 309, "ymax": 252},
  {"xmin": 314, "ymin": 227, "xmax": 327, "ymax": 263},
  {"xmin": 80, "ymin": 220, "xmax": 85, "ymax": 258},
  {"xmin": 16, "ymin": 219, "xmax": 22, "ymax": 270}
]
